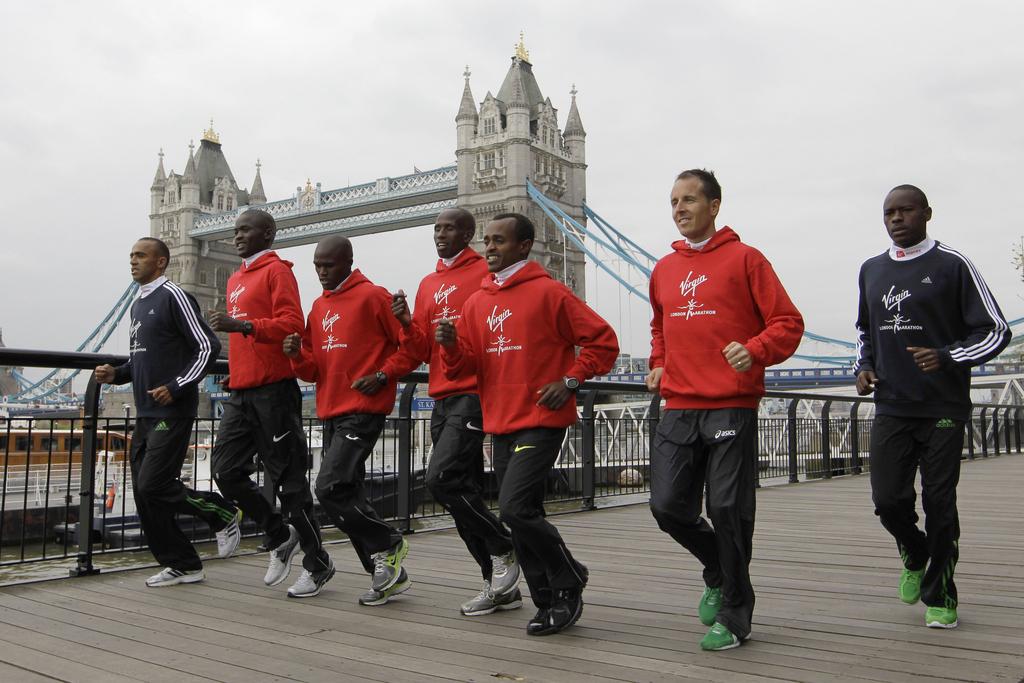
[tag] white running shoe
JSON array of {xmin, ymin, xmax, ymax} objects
[
  {"xmin": 264, "ymin": 525, "xmax": 300, "ymax": 586},
  {"xmin": 146, "ymin": 567, "xmax": 205, "ymax": 587},
  {"xmin": 287, "ymin": 557, "xmax": 336, "ymax": 599},
  {"xmin": 490, "ymin": 550, "xmax": 521, "ymax": 597},
  {"xmin": 216, "ymin": 509, "xmax": 243, "ymax": 559}
]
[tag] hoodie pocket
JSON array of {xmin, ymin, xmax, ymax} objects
[{"xmin": 664, "ymin": 347, "xmax": 740, "ymax": 399}]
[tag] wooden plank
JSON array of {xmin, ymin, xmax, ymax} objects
[{"xmin": 0, "ymin": 454, "xmax": 1020, "ymax": 682}]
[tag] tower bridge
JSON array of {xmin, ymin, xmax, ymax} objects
[{"xmin": 151, "ymin": 36, "xmax": 588, "ymax": 318}]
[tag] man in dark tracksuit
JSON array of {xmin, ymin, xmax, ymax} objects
[
  {"xmin": 209, "ymin": 209, "xmax": 333, "ymax": 598},
  {"xmin": 95, "ymin": 237, "xmax": 240, "ymax": 587},
  {"xmin": 856, "ymin": 184, "xmax": 1009, "ymax": 629},
  {"xmin": 647, "ymin": 170, "xmax": 804, "ymax": 651}
]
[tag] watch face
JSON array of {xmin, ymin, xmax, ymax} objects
[{"xmin": 565, "ymin": 377, "xmax": 580, "ymax": 390}]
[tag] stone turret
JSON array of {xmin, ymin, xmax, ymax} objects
[
  {"xmin": 149, "ymin": 121, "xmax": 256, "ymax": 319},
  {"xmin": 454, "ymin": 35, "xmax": 588, "ymax": 294}
]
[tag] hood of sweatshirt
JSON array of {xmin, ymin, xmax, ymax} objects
[
  {"xmin": 479, "ymin": 260, "xmax": 550, "ymax": 293},
  {"xmin": 671, "ymin": 227, "xmax": 740, "ymax": 257},
  {"xmin": 242, "ymin": 251, "xmax": 294, "ymax": 272},
  {"xmin": 321, "ymin": 269, "xmax": 371, "ymax": 299},
  {"xmin": 436, "ymin": 247, "xmax": 484, "ymax": 273}
]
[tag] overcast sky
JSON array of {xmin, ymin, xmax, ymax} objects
[{"xmin": 2, "ymin": 1, "xmax": 1021, "ymax": 366}]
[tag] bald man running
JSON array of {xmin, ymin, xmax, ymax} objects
[{"xmin": 284, "ymin": 235, "xmax": 412, "ymax": 604}]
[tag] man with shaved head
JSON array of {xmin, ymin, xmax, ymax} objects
[
  {"xmin": 283, "ymin": 234, "xmax": 413, "ymax": 604},
  {"xmin": 210, "ymin": 209, "xmax": 334, "ymax": 598},
  {"xmin": 855, "ymin": 185, "xmax": 1009, "ymax": 629},
  {"xmin": 390, "ymin": 208, "xmax": 520, "ymax": 615}
]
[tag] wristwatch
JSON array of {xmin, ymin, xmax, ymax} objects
[
  {"xmin": 241, "ymin": 321, "xmax": 254, "ymax": 336},
  {"xmin": 563, "ymin": 376, "xmax": 580, "ymax": 391},
  {"xmin": 375, "ymin": 370, "xmax": 388, "ymax": 385}
]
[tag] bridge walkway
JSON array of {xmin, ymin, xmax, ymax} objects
[{"xmin": 0, "ymin": 455, "xmax": 1020, "ymax": 682}]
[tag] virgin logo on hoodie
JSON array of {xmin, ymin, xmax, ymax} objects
[
  {"xmin": 680, "ymin": 271, "xmax": 708, "ymax": 298},
  {"xmin": 434, "ymin": 283, "xmax": 457, "ymax": 306},
  {"xmin": 228, "ymin": 284, "xmax": 248, "ymax": 319},
  {"xmin": 487, "ymin": 305, "xmax": 512, "ymax": 333},
  {"xmin": 485, "ymin": 305, "xmax": 522, "ymax": 355},
  {"xmin": 432, "ymin": 283, "xmax": 462, "ymax": 323},
  {"xmin": 670, "ymin": 272, "xmax": 717, "ymax": 319},
  {"xmin": 320, "ymin": 309, "xmax": 348, "ymax": 351}
]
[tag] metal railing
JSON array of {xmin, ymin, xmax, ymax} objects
[{"xmin": 1, "ymin": 347, "xmax": 1020, "ymax": 577}]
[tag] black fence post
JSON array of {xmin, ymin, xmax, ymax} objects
[
  {"xmin": 1003, "ymin": 407, "xmax": 1012, "ymax": 454},
  {"xmin": 980, "ymin": 408, "xmax": 988, "ymax": 458},
  {"xmin": 580, "ymin": 390, "xmax": 598, "ymax": 511},
  {"xmin": 396, "ymin": 381, "xmax": 418, "ymax": 533},
  {"xmin": 1011, "ymin": 405, "xmax": 1019, "ymax": 454},
  {"xmin": 992, "ymin": 408, "xmax": 1001, "ymax": 456},
  {"xmin": 787, "ymin": 399, "xmax": 799, "ymax": 483},
  {"xmin": 849, "ymin": 403, "xmax": 862, "ymax": 475},
  {"xmin": 71, "ymin": 376, "xmax": 101, "ymax": 577},
  {"xmin": 821, "ymin": 400, "xmax": 833, "ymax": 479}
]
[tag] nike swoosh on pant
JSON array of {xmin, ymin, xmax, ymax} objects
[
  {"xmin": 345, "ymin": 434, "xmax": 361, "ymax": 441},
  {"xmin": 465, "ymin": 422, "xmax": 483, "ymax": 431},
  {"xmin": 514, "ymin": 445, "xmax": 536, "ymax": 453},
  {"xmin": 272, "ymin": 432, "xmax": 291, "ymax": 443}
]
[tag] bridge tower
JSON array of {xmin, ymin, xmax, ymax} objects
[
  {"xmin": 148, "ymin": 122, "xmax": 265, "ymax": 314},
  {"xmin": 456, "ymin": 36, "xmax": 587, "ymax": 294}
]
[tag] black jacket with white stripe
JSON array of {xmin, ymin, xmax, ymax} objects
[
  {"xmin": 113, "ymin": 278, "xmax": 221, "ymax": 418},
  {"xmin": 855, "ymin": 239, "xmax": 1009, "ymax": 420}
]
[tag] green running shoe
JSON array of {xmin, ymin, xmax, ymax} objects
[
  {"xmin": 700, "ymin": 622, "xmax": 740, "ymax": 651},
  {"xmin": 698, "ymin": 586, "xmax": 722, "ymax": 626},
  {"xmin": 899, "ymin": 566, "xmax": 926, "ymax": 604},
  {"xmin": 371, "ymin": 537, "xmax": 409, "ymax": 592},
  {"xmin": 925, "ymin": 606, "xmax": 958, "ymax": 629}
]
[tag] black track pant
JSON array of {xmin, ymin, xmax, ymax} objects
[
  {"xmin": 131, "ymin": 417, "xmax": 238, "ymax": 571},
  {"xmin": 869, "ymin": 414, "xmax": 963, "ymax": 609},
  {"xmin": 211, "ymin": 378, "xmax": 330, "ymax": 573},
  {"xmin": 649, "ymin": 408, "xmax": 757, "ymax": 640},
  {"xmin": 493, "ymin": 427, "xmax": 587, "ymax": 608},
  {"xmin": 315, "ymin": 413, "xmax": 403, "ymax": 574},
  {"xmin": 428, "ymin": 394, "xmax": 513, "ymax": 581}
]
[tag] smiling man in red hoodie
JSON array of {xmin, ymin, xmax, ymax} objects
[
  {"xmin": 647, "ymin": 170, "xmax": 803, "ymax": 651},
  {"xmin": 209, "ymin": 209, "xmax": 333, "ymax": 599},
  {"xmin": 283, "ymin": 235, "xmax": 412, "ymax": 605},
  {"xmin": 390, "ymin": 208, "xmax": 521, "ymax": 616},
  {"xmin": 438, "ymin": 213, "xmax": 619, "ymax": 636}
]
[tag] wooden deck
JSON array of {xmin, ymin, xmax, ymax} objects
[{"xmin": 0, "ymin": 455, "xmax": 1021, "ymax": 683}]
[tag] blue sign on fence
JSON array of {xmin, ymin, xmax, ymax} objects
[{"xmin": 413, "ymin": 397, "xmax": 436, "ymax": 412}]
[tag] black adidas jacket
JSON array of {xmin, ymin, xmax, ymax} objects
[
  {"xmin": 855, "ymin": 240, "xmax": 1009, "ymax": 420},
  {"xmin": 113, "ymin": 278, "xmax": 221, "ymax": 418}
]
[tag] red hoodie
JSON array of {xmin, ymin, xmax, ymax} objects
[
  {"xmin": 649, "ymin": 227, "xmax": 804, "ymax": 409},
  {"xmin": 224, "ymin": 251, "xmax": 304, "ymax": 390},
  {"xmin": 289, "ymin": 269, "xmax": 403, "ymax": 418},
  {"xmin": 391, "ymin": 248, "xmax": 489, "ymax": 399},
  {"xmin": 441, "ymin": 260, "xmax": 619, "ymax": 434}
]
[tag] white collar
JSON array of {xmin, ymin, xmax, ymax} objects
[
  {"xmin": 139, "ymin": 275, "xmax": 168, "ymax": 299},
  {"xmin": 888, "ymin": 237, "xmax": 935, "ymax": 262},
  {"xmin": 441, "ymin": 248, "xmax": 466, "ymax": 268},
  {"xmin": 685, "ymin": 234, "xmax": 714, "ymax": 251},
  {"xmin": 243, "ymin": 249, "xmax": 273, "ymax": 268},
  {"xmin": 493, "ymin": 260, "xmax": 529, "ymax": 286},
  {"xmin": 332, "ymin": 272, "xmax": 353, "ymax": 291}
]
